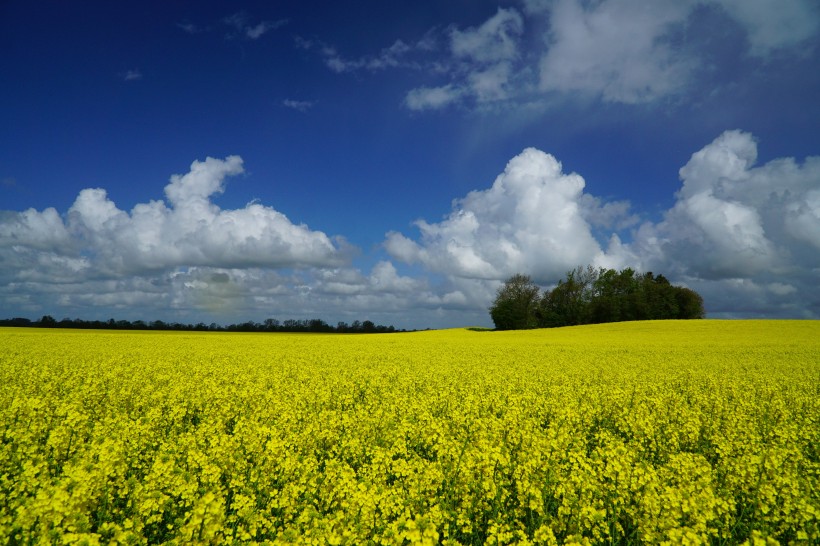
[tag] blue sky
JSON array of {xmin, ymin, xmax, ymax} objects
[{"xmin": 2, "ymin": 0, "xmax": 819, "ymax": 329}]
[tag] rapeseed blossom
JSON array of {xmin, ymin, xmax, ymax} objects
[{"xmin": 0, "ymin": 320, "xmax": 817, "ymax": 544}]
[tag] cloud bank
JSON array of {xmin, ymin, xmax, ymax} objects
[
  {"xmin": 0, "ymin": 157, "xmax": 358, "ymax": 316},
  {"xmin": 1, "ymin": 133, "xmax": 817, "ymax": 326},
  {"xmin": 386, "ymin": 130, "xmax": 820, "ymax": 318}
]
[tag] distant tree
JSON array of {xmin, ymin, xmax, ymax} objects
[
  {"xmin": 308, "ymin": 318, "xmax": 331, "ymax": 332},
  {"xmin": 37, "ymin": 315, "xmax": 57, "ymax": 327},
  {"xmin": 538, "ymin": 266, "xmax": 598, "ymax": 327},
  {"xmin": 674, "ymin": 286, "xmax": 705, "ymax": 319},
  {"xmin": 494, "ymin": 265, "xmax": 705, "ymax": 330},
  {"xmin": 588, "ymin": 268, "xmax": 633, "ymax": 323},
  {"xmin": 263, "ymin": 318, "xmax": 280, "ymax": 331},
  {"xmin": 1, "ymin": 313, "xmax": 401, "ymax": 334},
  {"xmin": 0, "ymin": 317, "xmax": 32, "ymax": 327},
  {"xmin": 639, "ymin": 273, "xmax": 680, "ymax": 320},
  {"xmin": 490, "ymin": 274, "xmax": 540, "ymax": 330}
]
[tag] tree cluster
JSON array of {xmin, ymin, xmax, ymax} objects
[
  {"xmin": 490, "ymin": 266, "xmax": 704, "ymax": 330},
  {"xmin": 0, "ymin": 316, "xmax": 401, "ymax": 333}
]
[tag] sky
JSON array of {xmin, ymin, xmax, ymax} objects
[{"xmin": 1, "ymin": 0, "xmax": 819, "ymax": 330}]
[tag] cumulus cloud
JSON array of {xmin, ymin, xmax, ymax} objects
[
  {"xmin": 785, "ymin": 189, "xmax": 820, "ymax": 249},
  {"xmin": 385, "ymin": 131, "xmax": 820, "ymax": 318},
  {"xmin": 3, "ymin": 133, "xmax": 817, "ymax": 325},
  {"xmin": 621, "ymin": 130, "xmax": 820, "ymax": 284},
  {"xmin": 385, "ymin": 148, "xmax": 610, "ymax": 281},
  {"xmin": 0, "ymin": 156, "xmax": 499, "ymax": 328},
  {"xmin": 0, "ymin": 156, "xmax": 348, "ymax": 286}
]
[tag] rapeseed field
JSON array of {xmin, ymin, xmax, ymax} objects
[{"xmin": 1, "ymin": 320, "xmax": 818, "ymax": 545}]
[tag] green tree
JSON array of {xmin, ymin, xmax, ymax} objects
[
  {"xmin": 639, "ymin": 273, "xmax": 680, "ymax": 320},
  {"xmin": 538, "ymin": 265, "xmax": 598, "ymax": 327},
  {"xmin": 490, "ymin": 274, "xmax": 541, "ymax": 330},
  {"xmin": 491, "ymin": 266, "xmax": 704, "ymax": 329},
  {"xmin": 674, "ymin": 286, "xmax": 706, "ymax": 319},
  {"xmin": 589, "ymin": 267, "xmax": 638, "ymax": 323}
]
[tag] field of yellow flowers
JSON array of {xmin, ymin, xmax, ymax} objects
[{"xmin": 1, "ymin": 320, "xmax": 818, "ymax": 545}]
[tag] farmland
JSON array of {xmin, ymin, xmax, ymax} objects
[{"xmin": 1, "ymin": 320, "xmax": 818, "ymax": 544}]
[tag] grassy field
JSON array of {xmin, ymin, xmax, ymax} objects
[{"xmin": 1, "ymin": 320, "xmax": 818, "ymax": 545}]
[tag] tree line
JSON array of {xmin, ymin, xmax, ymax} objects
[
  {"xmin": 490, "ymin": 265, "xmax": 705, "ymax": 330},
  {"xmin": 0, "ymin": 316, "xmax": 402, "ymax": 333}
]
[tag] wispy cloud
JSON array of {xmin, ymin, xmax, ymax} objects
[
  {"xmin": 121, "ymin": 69, "xmax": 142, "ymax": 82},
  {"xmin": 404, "ymin": 85, "xmax": 463, "ymax": 111},
  {"xmin": 246, "ymin": 20, "xmax": 287, "ymax": 39},
  {"xmin": 298, "ymin": 34, "xmax": 437, "ymax": 74},
  {"xmin": 177, "ymin": 21, "xmax": 207, "ymax": 34},
  {"xmin": 312, "ymin": 0, "xmax": 820, "ymax": 111},
  {"xmin": 282, "ymin": 99, "xmax": 315, "ymax": 112},
  {"xmin": 224, "ymin": 11, "xmax": 287, "ymax": 40}
]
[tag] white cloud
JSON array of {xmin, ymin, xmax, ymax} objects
[
  {"xmin": 0, "ymin": 207, "xmax": 72, "ymax": 251},
  {"xmin": 0, "ymin": 156, "xmax": 348, "ymax": 285},
  {"xmin": 712, "ymin": 0, "xmax": 820, "ymax": 56},
  {"xmin": 467, "ymin": 62, "xmax": 515, "ymax": 103},
  {"xmin": 310, "ymin": 9, "xmax": 525, "ymax": 109},
  {"xmin": 318, "ymin": 39, "xmax": 421, "ymax": 73},
  {"xmin": 450, "ymin": 8, "xmax": 524, "ymax": 64},
  {"xmin": 579, "ymin": 195, "xmax": 640, "ymax": 231},
  {"xmin": 0, "ymin": 157, "xmax": 497, "ymax": 328},
  {"xmin": 2, "ymin": 133, "xmax": 817, "ymax": 325},
  {"xmin": 177, "ymin": 21, "xmax": 206, "ymax": 34},
  {"xmin": 785, "ymin": 189, "xmax": 820, "ymax": 249},
  {"xmin": 245, "ymin": 20, "xmax": 287, "ymax": 39},
  {"xmin": 122, "ymin": 69, "xmax": 142, "ymax": 81},
  {"xmin": 385, "ymin": 148, "xmax": 609, "ymax": 281},
  {"xmin": 386, "ymin": 131, "xmax": 820, "ymax": 318},
  {"xmin": 315, "ymin": 0, "xmax": 819, "ymax": 110},
  {"xmin": 619, "ymin": 130, "xmax": 820, "ymax": 281},
  {"xmin": 411, "ymin": 8, "xmax": 525, "ymax": 108},
  {"xmin": 404, "ymin": 85, "xmax": 463, "ymax": 111},
  {"xmin": 608, "ymin": 130, "xmax": 820, "ymax": 316},
  {"xmin": 282, "ymin": 99, "xmax": 315, "ymax": 112},
  {"xmin": 224, "ymin": 12, "xmax": 287, "ymax": 40},
  {"xmin": 537, "ymin": 0, "xmax": 694, "ymax": 103}
]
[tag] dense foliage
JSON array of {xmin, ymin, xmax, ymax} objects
[
  {"xmin": 490, "ymin": 266, "xmax": 704, "ymax": 330},
  {"xmin": 1, "ymin": 321, "xmax": 818, "ymax": 545}
]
